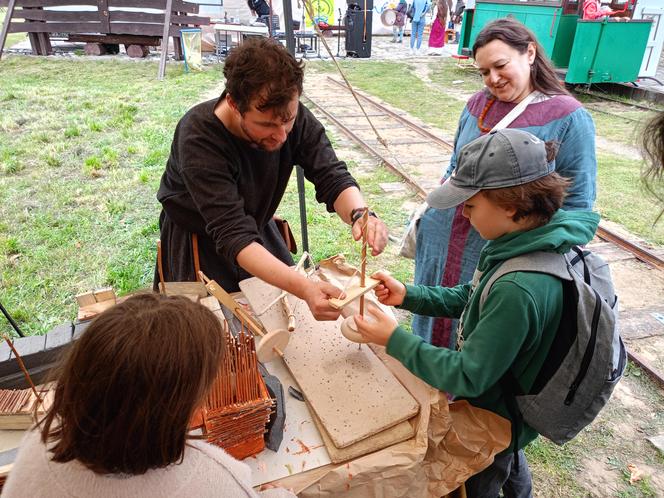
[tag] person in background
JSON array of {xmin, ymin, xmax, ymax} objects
[
  {"xmin": 409, "ymin": 0, "xmax": 430, "ymax": 55},
  {"xmin": 412, "ymin": 18, "xmax": 597, "ymax": 348},
  {"xmin": 641, "ymin": 112, "xmax": 664, "ymax": 222},
  {"xmin": 247, "ymin": 0, "xmax": 270, "ymax": 21},
  {"xmin": 392, "ymin": 0, "xmax": 408, "ymax": 43},
  {"xmin": 451, "ymin": 0, "xmax": 465, "ymax": 25},
  {"xmin": 355, "ymin": 129, "xmax": 600, "ymax": 498},
  {"xmin": 3, "ymin": 294, "xmax": 295, "ymax": 498},
  {"xmin": 428, "ymin": 0, "xmax": 451, "ymax": 55}
]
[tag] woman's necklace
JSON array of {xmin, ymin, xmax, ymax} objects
[{"xmin": 477, "ymin": 97, "xmax": 496, "ymax": 133}]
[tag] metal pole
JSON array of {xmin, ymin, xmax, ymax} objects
[
  {"xmin": 158, "ymin": 0, "xmax": 174, "ymax": 80},
  {"xmin": 282, "ymin": 0, "xmax": 308, "ymax": 252},
  {"xmin": 296, "ymin": 166, "xmax": 309, "ymax": 252},
  {"xmin": 0, "ymin": 301, "xmax": 25, "ymax": 338},
  {"xmin": 282, "ymin": 0, "xmax": 295, "ymax": 55},
  {"xmin": 0, "ymin": 0, "xmax": 18, "ymax": 61}
]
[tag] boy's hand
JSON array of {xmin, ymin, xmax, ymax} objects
[
  {"xmin": 371, "ymin": 270, "xmax": 406, "ymax": 307},
  {"xmin": 354, "ymin": 303, "xmax": 398, "ymax": 347}
]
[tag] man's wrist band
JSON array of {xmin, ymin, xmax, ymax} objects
[{"xmin": 350, "ymin": 207, "xmax": 377, "ymax": 225}]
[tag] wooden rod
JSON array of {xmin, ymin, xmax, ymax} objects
[
  {"xmin": 359, "ymin": 208, "xmax": 369, "ymax": 317},
  {"xmin": 3, "ymin": 335, "xmax": 41, "ymax": 404}
]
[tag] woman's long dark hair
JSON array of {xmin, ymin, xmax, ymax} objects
[
  {"xmin": 641, "ymin": 112, "xmax": 664, "ymax": 223},
  {"xmin": 38, "ymin": 293, "xmax": 225, "ymax": 475},
  {"xmin": 472, "ymin": 18, "xmax": 568, "ymax": 97}
]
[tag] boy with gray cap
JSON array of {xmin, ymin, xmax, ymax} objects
[{"xmin": 354, "ymin": 129, "xmax": 600, "ymax": 496}]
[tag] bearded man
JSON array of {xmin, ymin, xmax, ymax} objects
[{"xmin": 156, "ymin": 38, "xmax": 388, "ymax": 320}]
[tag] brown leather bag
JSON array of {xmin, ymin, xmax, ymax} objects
[{"xmin": 273, "ymin": 216, "xmax": 297, "ymax": 254}]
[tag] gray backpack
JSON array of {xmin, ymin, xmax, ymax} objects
[{"xmin": 480, "ymin": 246, "xmax": 626, "ymax": 445}]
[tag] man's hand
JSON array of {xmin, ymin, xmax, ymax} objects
[
  {"xmin": 352, "ymin": 215, "xmax": 388, "ymax": 256},
  {"xmin": 354, "ymin": 303, "xmax": 398, "ymax": 347},
  {"xmin": 303, "ymin": 280, "xmax": 345, "ymax": 321},
  {"xmin": 371, "ymin": 270, "xmax": 406, "ymax": 307}
]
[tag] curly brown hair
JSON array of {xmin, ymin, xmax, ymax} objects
[
  {"xmin": 38, "ymin": 293, "xmax": 225, "ymax": 475},
  {"xmin": 223, "ymin": 38, "xmax": 305, "ymax": 119}
]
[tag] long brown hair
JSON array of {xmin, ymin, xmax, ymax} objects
[
  {"xmin": 472, "ymin": 18, "xmax": 568, "ymax": 97},
  {"xmin": 39, "ymin": 293, "xmax": 225, "ymax": 475},
  {"xmin": 641, "ymin": 112, "xmax": 664, "ymax": 223}
]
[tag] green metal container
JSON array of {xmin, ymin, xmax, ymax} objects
[
  {"xmin": 462, "ymin": 0, "xmax": 577, "ymax": 67},
  {"xmin": 565, "ymin": 19, "xmax": 653, "ymax": 84}
]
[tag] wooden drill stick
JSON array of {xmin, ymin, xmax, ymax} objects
[
  {"xmin": 359, "ymin": 208, "xmax": 369, "ymax": 317},
  {"xmin": 3, "ymin": 335, "xmax": 41, "ymax": 404},
  {"xmin": 156, "ymin": 240, "xmax": 166, "ymax": 294},
  {"xmin": 282, "ymin": 296, "xmax": 296, "ymax": 332}
]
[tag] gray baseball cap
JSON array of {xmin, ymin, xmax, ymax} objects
[{"xmin": 427, "ymin": 129, "xmax": 555, "ymax": 210}]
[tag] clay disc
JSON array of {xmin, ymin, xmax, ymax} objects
[
  {"xmin": 340, "ymin": 315, "xmax": 370, "ymax": 344},
  {"xmin": 256, "ymin": 328, "xmax": 290, "ymax": 363}
]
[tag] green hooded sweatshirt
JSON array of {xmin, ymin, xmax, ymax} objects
[{"xmin": 387, "ymin": 210, "xmax": 600, "ymax": 451}]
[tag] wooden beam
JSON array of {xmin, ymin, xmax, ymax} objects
[
  {"xmin": 68, "ymin": 33, "xmax": 161, "ymax": 45},
  {"xmin": 12, "ymin": 10, "xmax": 100, "ymax": 21},
  {"xmin": 0, "ymin": 0, "xmax": 17, "ymax": 60},
  {"xmin": 157, "ymin": 0, "xmax": 173, "ymax": 81},
  {"xmin": 9, "ymin": 21, "xmax": 105, "ymax": 33},
  {"xmin": 98, "ymin": 0, "xmax": 110, "ymax": 33},
  {"xmin": 0, "ymin": 0, "xmax": 198, "ymax": 13}
]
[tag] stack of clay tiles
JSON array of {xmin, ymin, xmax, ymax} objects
[{"xmin": 198, "ymin": 320, "xmax": 274, "ymax": 460}]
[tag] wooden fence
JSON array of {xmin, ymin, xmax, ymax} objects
[{"xmin": 0, "ymin": 0, "xmax": 210, "ymax": 66}]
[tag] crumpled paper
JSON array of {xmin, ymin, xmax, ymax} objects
[{"xmin": 265, "ymin": 255, "xmax": 511, "ymax": 497}]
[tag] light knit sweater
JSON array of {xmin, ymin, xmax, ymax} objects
[{"xmin": 2, "ymin": 430, "xmax": 295, "ymax": 498}]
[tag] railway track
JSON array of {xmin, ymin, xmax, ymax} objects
[
  {"xmin": 572, "ymin": 87, "xmax": 663, "ymax": 124},
  {"xmin": 302, "ymin": 77, "xmax": 454, "ymax": 196},
  {"xmin": 305, "ymin": 77, "xmax": 664, "ymax": 387}
]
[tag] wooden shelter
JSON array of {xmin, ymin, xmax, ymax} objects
[{"xmin": 0, "ymin": 1, "xmax": 211, "ymax": 76}]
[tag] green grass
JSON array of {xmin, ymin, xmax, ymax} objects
[
  {"xmin": 596, "ymin": 152, "xmax": 664, "ymax": 244},
  {"xmin": 0, "ymin": 56, "xmax": 222, "ymax": 336}
]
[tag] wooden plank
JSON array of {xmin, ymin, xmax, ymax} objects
[
  {"xmin": 310, "ymin": 406, "xmax": 414, "ymax": 463},
  {"xmin": 112, "ymin": 0, "xmax": 199, "ymax": 13},
  {"xmin": 75, "ymin": 292, "xmax": 96, "ymax": 307},
  {"xmin": 109, "ymin": 10, "xmax": 209, "ymax": 25},
  {"xmin": 98, "ymin": 0, "xmax": 110, "ymax": 33},
  {"xmin": 13, "ymin": 0, "xmax": 97, "ymax": 6},
  {"xmin": 9, "ymin": 21, "xmax": 104, "ymax": 33},
  {"xmin": 328, "ymin": 277, "xmax": 380, "ymax": 310},
  {"xmin": 0, "ymin": 0, "xmax": 17, "ymax": 59},
  {"xmin": 92, "ymin": 287, "xmax": 116, "ymax": 303},
  {"xmin": 109, "ymin": 23, "xmax": 189, "ymax": 38},
  {"xmin": 157, "ymin": 0, "xmax": 172, "ymax": 80},
  {"xmin": 0, "ymin": 0, "xmax": 198, "ymax": 13},
  {"xmin": 37, "ymin": 31, "xmax": 51, "ymax": 53},
  {"xmin": 68, "ymin": 33, "xmax": 160, "ymax": 44},
  {"xmin": 9, "ymin": 21, "xmax": 187, "ymax": 38},
  {"xmin": 12, "ymin": 10, "xmax": 100, "ymax": 21}
]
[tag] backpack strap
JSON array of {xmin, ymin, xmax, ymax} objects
[{"xmin": 479, "ymin": 251, "xmax": 571, "ymax": 310}]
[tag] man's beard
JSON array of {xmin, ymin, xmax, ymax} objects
[{"xmin": 239, "ymin": 119, "xmax": 285, "ymax": 152}]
